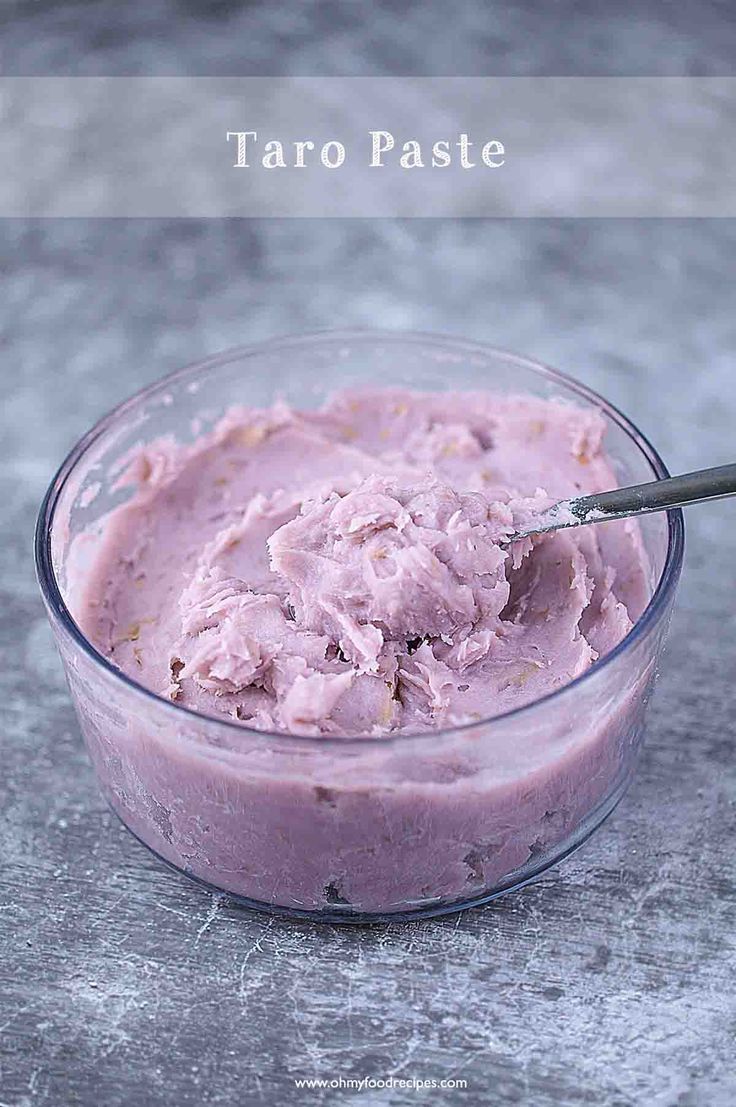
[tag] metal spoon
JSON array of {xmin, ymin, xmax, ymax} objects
[{"xmin": 510, "ymin": 462, "xmax": 736, "ymax": 541}]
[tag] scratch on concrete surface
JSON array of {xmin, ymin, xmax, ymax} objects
[
  {"xmin": 237, "ymin": 918, "xmax": 275, "ymax": 1001},
  {"xmin": 194, "ymin": 892, "xmax": 227, "ymax": 947}
]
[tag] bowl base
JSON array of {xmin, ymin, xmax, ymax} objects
[{"xmin": 108, "ymin": 772, "xmax": 631, "ymax": 924}]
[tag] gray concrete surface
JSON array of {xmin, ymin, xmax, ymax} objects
[
  {"xmin": 3, "ymin": 217, "xmax": 735, "ymax": 1107},
  {"xmin": 1, "ymin": 4, "xmax": 736, "ymax": 1107},
  {"xmin": 2, "ymin": 0, "xmax": 736, "ymax": 76}
]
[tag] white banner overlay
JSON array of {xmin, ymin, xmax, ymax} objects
[{"xmin": 1, "ymin": 78, "xmax": 734, "ymax": 216}]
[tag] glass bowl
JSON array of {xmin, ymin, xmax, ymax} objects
[{"xmin": 35, "ymin": 330, "xmax": 684, "ymax": 922}]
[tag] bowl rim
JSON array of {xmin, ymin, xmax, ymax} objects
[{"xmin": 34, "ymin": 327, "xmax": 685, "ymax": 745}]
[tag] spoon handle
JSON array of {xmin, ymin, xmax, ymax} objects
[{"xmin": 517, "ymin": 462, "xmax": 736, "ymax": 538}]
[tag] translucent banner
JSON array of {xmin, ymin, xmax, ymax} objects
[{"xmin": 1, "ymin": 78, "xmax": 734, "ymax": 216}]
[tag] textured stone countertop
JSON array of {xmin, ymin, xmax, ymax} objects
[{"xmin": 2, "ymin": 4, "xmax": 736, "ymax": 1106}]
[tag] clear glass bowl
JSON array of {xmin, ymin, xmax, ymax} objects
[{"xmin": 35, "ymin": 330, "xmax": 684, "ymax": 922}]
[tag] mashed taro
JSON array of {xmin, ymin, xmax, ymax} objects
[{"xmin": 78, "ymin": 387, "xmax": 648, "ymax": 737}]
